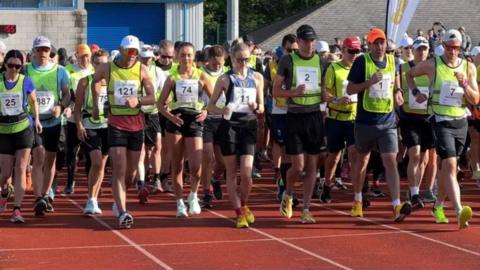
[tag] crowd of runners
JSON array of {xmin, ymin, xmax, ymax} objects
[{"xmin": 0, "ymin": 23, "xmax": 478, "ymax": 230}]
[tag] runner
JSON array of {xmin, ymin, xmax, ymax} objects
[
  {"xmin": 346, "ymin": 28, "xmax": 412, "ymax": 221},
  {"xmin": 274, "ymin": 24, "xmax": 324, "ymax": 224},
  {"xmin": 92, "ymin": 35, "xmax": 155, "ymax": 228},
  {"xmin": 0, "ymin": 49, "xmax": 42, "ymax": 222},
  {"xmin": 158, "ymin": 42, "xmax": 213, "ymax": 217},
  {"xmin": 406, "ymin": 29, "xmax": 479, "ymax": 229},
  {"xmin": 207, "ymin": 41, "xmax": 264, "ymax": 228},
  {"xmin": 468, "ymin": 46, "xmax": 480, "ymax": 187}
]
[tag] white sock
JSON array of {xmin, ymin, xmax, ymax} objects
[
  {"xmin": 392, "ymin": 199, "xmax": 401, "ymax": 208},
  {"xmin": 177, "ymin": 198, "xmax": 184, "ymax": 206},
  {"xmin": 189, "ymin": 191, "xmax": 197, "ymax": 199},
  {"xmin": 409, "ymin": 186, "xmax": 419, "ymax": 196},
  {"xmin": 354, "ymin": 192, "xmax": 362, "ymax": 202}
]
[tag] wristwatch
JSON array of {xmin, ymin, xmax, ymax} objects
[{"xmin": 411, "ymin": 88, "xmax": 420, "ymax": 96}]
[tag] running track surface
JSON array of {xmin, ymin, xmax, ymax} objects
[{"xmin": 1, "ymin": 166, "xmax": 479, "ymax": 270}]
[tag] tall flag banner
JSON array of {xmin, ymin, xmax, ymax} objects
[{"xmin": 386, "ymin": 0, "xmax": 421, "ymax": 45}]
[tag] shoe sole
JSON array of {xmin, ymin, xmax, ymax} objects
[
  {"xmin": 394, "ymin": 203, "xmax": 412, "ymax": 222},
  {"xmin": 119, "ymin": 219, "xmax": 133, "ymax": 229},
  {"xmin": 459, "ymin": 207, "xmax": 473, "ymax": 229},
  {"xmin": 34, "ymin": 201, "xmax": 47, "ymax": 216}
]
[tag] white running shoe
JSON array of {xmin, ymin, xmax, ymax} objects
[
  {"xmin": 176, "ymin": 200, "xmax": 188, "ymax": 218},
  {"xmin": 118, "ymin": 212, "xmax": 133, "ymax": 229},
  {"xmin": 188, "ymin": 192, "xmax": 201, "ymax": 215},
  {"xmin": 83, "ymin": 199, "xmax": 95, "ymax": 215},
  {"xmin": 92, "ymin": 199, "xmax": 102, "ymax": 214}
]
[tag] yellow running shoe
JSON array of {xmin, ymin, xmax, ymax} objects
[
  {"xmin": 351, "ymin": 200, "xmax": 363, "ymax": 217},
  {"xmin": 458, "ymin": 206, "xmax": 473, "ymax": 229},
  {"xmin": 394, "ymin": 201, "xmax": 412, "ymax": 222},
  {"xmin": 236, "ymin": 214, "xmax": 249, "ymax": 228},
  {"xmin": 432, "ymin": 206, "xmax": 449, "ymax": 224},
  {"xmin": 300, "ymin": 210, "xmax": 316, "ymax": 224},
  {"xmin": 280, "ymin": 194, "xmax": 293, "ymax": 218},
  {"xmin": 242, "ymin": 206, "xmax": 255, "ymax": 224}
]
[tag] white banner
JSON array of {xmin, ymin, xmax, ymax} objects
[{"xmin": 386, "ymin": 0, "xmax": 421, "ymax": 46}]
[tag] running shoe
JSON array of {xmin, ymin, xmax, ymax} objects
[
  {"xmin": 320, "ymin": 184, "xmax": 332, "ymax": 204},
  {"xmin": 252, "ymin": 167, "xmax": 262, "ymax": 179},
  {"xmin": 280, "ymin": 193, "xmax": 293, "ymax": 218},
  {"xmin": 92, "ymin": 199, "xmax": 102, "ymax": 215},
  {"xmin": 236, "ymin": 214, "xmax": 249, "ymax": 228},
  {"xmin": 394, "ymin": 201, "xmax": 412, "ymax": 222},
  {"xmin": 118, "ymin": 212, "xmax": 134, "ymax": 229},
  {"xmin": 33, "ymin": 197, "xmax": 47, "ymax": 216},
  {"xmin": 369, "ymin": 185, "xmax": 385, "ymax": 197},
  {"xmin": 10, "ymin": 208, "xmax": 25, "ymax": 223},
  {"xmin": 458, "ymin": 206, "xmax": 473, "ymax": 229},
  {"xmin": 84, "ymin": 199, "xmax": 95, "ymax": 215},
  {"xmin": 188, "ymin": 192, "xmax": 201, "ymax": 215},
  {"xmin": 6, "ymin": 183, "xmax": 14, "ymax": 199},
  {"xmin": 45, "ymin": 196, "xmax": 54, "ymax": 213},
  {"xmin": 151, "ymin": 179, "xmax": 163, "ymax": 193},
  {"xmin": 161, "ymin": 178, "xmax": 172, "ymax": 193},
  {"xmin": 351, "ymin": 200, "xmax": 363, "ymax": 217},
  {"xmin": 410, "ymin": 194, "xmax": 425, "ymax": 210},
  {"xmin": 422, "ymin": 190, "xmax": 437, "ymax": 203},
  {"xmin": 201, "ymin": 193, "xmax": 213, "ymax": 209},
  {"xmin": 333, "ymin": 178, "xmax": 347, "ymax": 190},
  {"xmin": 63, "ymin": 182, "xmax": 75, "ymax": 194},
  {"xmin": 432, "ymin": 206, "xmax": 449, "ymax": 224},
  {"xmin": 176, "ymin": 201, "xmax": 188, "ymax": 218},
  {"xmin": 211, "ymin": 177, "xmax": 223, "ymax": 200},
  {"xmin": 300, "ymin": 209, "xmax": 316, "ymax": 224},
  {"xmin": 242, "ymin": 206, "xmax": 255, "ymax": 224},
  {"xmin": 136, "ymin": 180, "xmax": 145, "ymax": 192},
  {"xmin": 138, "ymin": 186, "xmax": 150, "ymax": 204}
]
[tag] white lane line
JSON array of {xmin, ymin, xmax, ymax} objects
[
  {"xmin": 62, "ymin": 194, "xmax": 174, "ymax": 270},
  {"xmin": 255, "ymin": 186, "xmax": 480, "ymax": 257},
  {"xmin": 205, "ymin": 209, "xmax": 353, "ymax": 270},
  {"xmin": 0, "ymin": 231, "xmax": 403, "ymax": 252}
]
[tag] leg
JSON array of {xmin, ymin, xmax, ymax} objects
[
  {"xmin": 239, "ymin": 155, "xmax": 254, "ymax": 207},
  {"xmin": 109, "ymin": 147, "xmax": 128, "ymax": 213},
  {"xmin": 13, "ymin": 149, "xmax": 31, "ymax": 209},
  {"xmin": 168, "ymin": 133, "xmax": 185, "ymax": 200}
]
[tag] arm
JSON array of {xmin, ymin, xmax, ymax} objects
[
  {"xmin": 195, "ymin": 73, "xmax": 214, "ymax": 122},
  {"xmin": 460, "ymin": 62, "xmax": 479, "ymax": 105},
  {"xmin": 127, "ymin": 63, "xmax": 155, "ymax": 108},
  {"xmin": 272, "ymin": 74, "xmax": 304, "ymax": 98},
  {"xmin": 253, "ymin": 72, "xmax": 265, "ymax": 114},
  {"xmin": 394, "ymin": 73, "xmax": 404, "ymax": 106},
  {"xmin": 92, "ymin": 63, "xmax": 108, "ymax": 120},
  {"xmin": 28, "ymin": 90, "xmax": 42, "ymax": 134},
  {"xmin": 207, "ymin": 75, "xmax": 229, "ymax": 115},
  {"xmin": 74, "ymin": 77, "xmax": 88, "ymax": 141},
  {"xmin": 158, "ymin": 76, "xmax": 183, "ymax": 126},
  {"xmin": 406, "ymin": 59, "xmax": 434, "ymax": 103}
]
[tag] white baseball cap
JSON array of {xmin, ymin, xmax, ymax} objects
[
  {"xmin": 400, "ymin": 36, "xmax": 413, "ymax": 48},
  {"xmin": 316, "ymin": 41, "xmax": 329, "ymax": 53},
  {"xmin": 470, "ymin": 46, "xmax": 480, "ymax": 57},
  {"xmin": 0, "ymin": 40, "xmax": 6, "ymax": 53},
  {"xmin": 120, "ymin": 35, "xmax": 140, "ymax": 51},
  {"xmin": 434, "ymin": 45, "xmax": 444, "ymax": 56},
  {"xmin": 33, "ymin": 35, "xmax": 51, "ymax": 48},
  {"xmin": 412, "ymin": 37, "xmax": 429, "ymax": 50},
  {"xmin": 445, "ymin": 29, "xmax": 462, "ymax": 43},
  {"xmin": 140, "ymin": 44, "xmax": 154, "ymax": 58}
]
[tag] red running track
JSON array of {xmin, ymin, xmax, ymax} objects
[{"xmin": 0, "ymin": 168, "xmax": 479, "ymax": 269}]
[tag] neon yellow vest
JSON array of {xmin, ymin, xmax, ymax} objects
[
  {"xmin": 291, "ymin": 52, "xmax": 322, "ymax": 106},
  {"xmin": 83, "ymin": 75, "xmax": 107, "ymax": 126},
  {"xmin": 0, "ymin": 75, "xmax": 30, "ymax": 134},
  {"xmin": 326, "ymin": 62, "xmax": 356, "ymax": 121},
  {"xmin": 66, "ymin": 64, "xmax": 94, "ymax": 92},
  {"xmin": 400, "ymin": 62, "xmax": 430, "ymax": 115},
  {"xmin": 362, "ymin": 53, "xmax": 395, "ymax": 113},
  {"xmin": 108, "ymin": 61, "xmax": 142, "ymax": 116},
  {"xmin": 26, "ymin": 63, "xmax": 59, "ymax": 119},
  {"xmin": 431, "ymin": 56, "xmax": 468, "ymax": 117},
  {"xmin": 141, "ymin": 64, "xmax": 160, "ymax": 114},
  {"xmin": 248, "ymin": 55, "xmax": 257, "ymax": 70},
  {"xmin": 170, "ymin": 67, "xmax": 204, "ymax": 112},
  {"xmin": 269, "ymin": 59, "xmax": 287, "ymax": 108}
]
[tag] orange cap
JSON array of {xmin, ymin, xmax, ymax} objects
[
  {"xmin": 367, "ymin": 28, "xmax": 386, "ymax": 44},
  {"xmin": 77, "ymin": 43, "xmax": 91, "ymax": 56}
]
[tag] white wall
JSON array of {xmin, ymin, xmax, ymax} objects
[{"xmin": 165, "ymin": 2, "xmax": 204, "ymax": 50}]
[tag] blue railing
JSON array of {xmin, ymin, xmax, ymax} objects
[{"xmin": 0, "ymin": 0, "xmax": 78, "ymax": 10}]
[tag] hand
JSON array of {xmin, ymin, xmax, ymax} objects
[
  {"xmin": 195, "ymin": 110, "xmax": 208, "ymax": 122},
  {"xmin": 35, "ymin": 119, "xmax": 43, "ymax": 134},
  {"xmin": 92, "ymin": 106, "xmax": 100, "ymax": 120},
  {"xmin": 248, "ymin": 101, "xmax": 257, "ymax": 111},
  {"xmin": 337, "ymin": 96, "xmax": 351, "ymax": 105},
  {"xmin": 454, "ymin": 71, "xmax": 468, "ymax": 87},
  {"xmin": 255, "ymin": 105, "xmax": 265, "ymax": 115},
  {"xmin": 170, "ymin": 113, "xmax": 184, "ymax": 127},
  {"xmin": 394, "ymin": 91, "xmax": 404, "ymax": 106},
  {"xmin": 51, "ymin": 105, "xmax": 62, "ymax": 118},
  {"xmin": 77, "ymin": 125, "xmax": 87, "ymax": 141},
  {"xmin": 125, "ymin": 96, "xmax": 139, "ymax": 109},
  {"xmin": 415, "ymin": 93, "xmax": 428, "ymax": 104},
  {"xmin": 63, "ymin": 107, "xmax": 72, "ymax": 118},
  {"xmin": 369, "ymin": 71, "xmax": 383, "ymax": 86},
  {"xmin": 295, "ymin": 84, "xmax": 307, "ymax": 96},
  {"xmin": 222, "ymin": 106, "xmax": 232, "ymax": 117}
]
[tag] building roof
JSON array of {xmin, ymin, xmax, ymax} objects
[{"xmin": 252, "ymin": 0, "xmax": 480, "ymax": 50}]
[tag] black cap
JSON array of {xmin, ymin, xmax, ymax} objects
[{"xmin": 296, "ymin": 24, "xmax": 317, "ymax": 40}]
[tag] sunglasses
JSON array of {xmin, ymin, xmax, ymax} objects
[
  {"xmin": 161, "ymin": 55, "xmax": 173, "ymax": 59},
  {"xmin": 235, "ymin": 57, "xmax": 249, "ymax": 63},
  {"xmin": 124, "ymin": 48, "xmax": 138, "ymax": 56},
  {"xmin": 444, "ymin": 45, "xmax": 461, "ymax": 51},
  {"xmin": 286, "ymin": 48, "xmax": 298, "ymax": 53},
  {"xmin": 403, "ymin": 46, "xmax": 413, "ymax": 50},
  {"xmin": 347, "ymin": 49, "xmax": 361, "ymax": 55},
  {"xmin": 7, "ymin": 63, "xmax": 22, "ymax": 70},
  {"xmin": 386, "ymin": 49, "xmax": 395, "ymax": 54},
  {"xmin": 35, "ymin": 47, "xmax": 50, "ymax": 53}
]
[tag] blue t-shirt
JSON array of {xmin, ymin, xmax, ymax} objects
[
  {"xmin": 347, "ymin": 54, "xmax": 396, "ymax": 125},
  {"xmin": 3, "ymin": 76, "xmax": 36, "ymax": 126}
]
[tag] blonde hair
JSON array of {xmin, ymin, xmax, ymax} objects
[{"xmin": 230, "ymin": 41, "xmax": 250, "ymax": 58}]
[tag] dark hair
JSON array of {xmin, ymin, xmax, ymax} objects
[
  {"xmin": 58, "ymin": 47, "xmax": 68, "ymax": 66},
  {"xmin": 281, "ymin": 34, "xmax": 297, "ymax": 48},
  {"xmin": 178, "ymin": 42, "xmax": 195, "ymax": 52},
  {"xmin": 2, "ymin": 49, "xmax": 24, "ymax": 70},
  {"xmin": 174, "ymin": 41, "xmax": 183, "ymax": 51},
  {"xmin": 207, "ymin": 45, "xmax": 225, "ymax": 59},
  {"xmin": 195, "ymin": 50, "xmax": 205, "ymax": 62}
]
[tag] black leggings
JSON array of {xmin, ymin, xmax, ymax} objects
[{"xmin": 66, "ymin": 122, "xmax": 81, "ymax": 185}]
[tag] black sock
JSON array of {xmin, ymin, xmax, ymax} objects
[{"xmin": 280, "ymin": 163, "xmax": 291, "ymax": 186}]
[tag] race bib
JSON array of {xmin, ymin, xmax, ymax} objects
[
  {"xmin": 114, "ymin": 80, "xmax": 138, "ymax": 106},
  {"xmin": 408, "ymin": 86, "xmax": 429, "ymax": 110},
  {"xmin": 439, "ymin": 81, "xmax": 463, "ymax": 107},
  {"xmin": 341, "ymin": 80, "xmax": 357, "ymax": 102},
  {"xmin": 369, "ymin": 75, "xmax": 392, "ymax": 99},
  {"xmin": 232, "ymin": 87, "xmax": 256, "ymax": 113},
  {"xmin": 296, "ymin": 66, "xmax": 319, "ymax": 91},
  {"xmin": 36, "ymin": 91, "xmax": 55, "ymax": 114},
  {"xmin": 175, "ymin": 80, "xmax": 199, "ymax": 103},
  {"xmin": 0, "ymin": 92, "xmax": 23, "ymax": 116},
  {"xmin": 98, "ymin": 86, "xmax": 108, "ymax": 113}
]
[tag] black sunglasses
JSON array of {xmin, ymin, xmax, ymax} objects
[
  {"xmin": 161, "ymin": 55, "xmax": 173, "ymax": 59},
  {"xmin": 347, "ymin": 49, "xmax": 361, "ymax": 54},
  {"xmin": 7, "ymin": 63, "xmax": 22, "ymax": 70}
]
